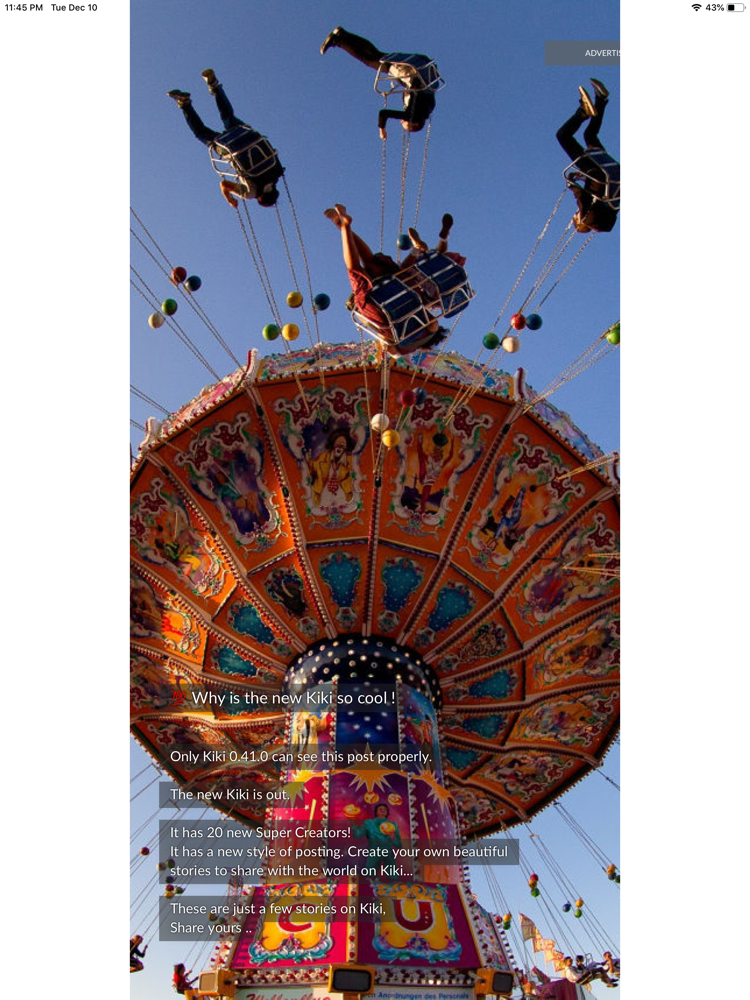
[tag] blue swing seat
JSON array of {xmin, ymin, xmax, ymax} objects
[
  {"xmin": 410, "ymin": 251, "xmax": 474, "ymax": 318},
  {"xmin": 209, "ymin": 126, "xmax": 280, "ymax": 181},
  {"xmin": 351, "ymin": 276, "xmax": 434, "ymax": 353}
]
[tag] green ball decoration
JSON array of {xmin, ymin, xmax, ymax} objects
[
  {"xmin": 574, "ymin": 908, "xmax": 582, "ymax": 918},
  {"xmin": 483, "ymin": 332, "xmax": 500, "ymax": 350},
  {"xmin": 161, "ymin": 298, "xmax": 178, "ymax": 316},
  {"xmin": 606, "ymin": 323, "xmax": 620, "ymax": 345},
  {"xmin": 615, "ymin": 875, "xmax": 620, "ymax": 884},
  {"xmin": 263, "ymin": 324, "xmax": 280, "ymax": 341},
  {"xmin": 530, "ymin": 887, "xmax": 540, "ymax": 897}
]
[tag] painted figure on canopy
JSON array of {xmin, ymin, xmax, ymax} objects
[
  {"xmin": 320, "ymin": 26, "xmax": 440, "ymax": 137},
  {"xmin": 351, "ymin": 803, "xmax": 404, "ymax": 868},
  {"xmin": 306, "ymin": 428, "xmax": 355, "ymax": 509},
  {"xmin": 557, "ymin": 79, "xmax": 619, "ymax": 233},
  {"xmin": 168, "ymin": 69, "xmax": 283, "ymax": 207}
]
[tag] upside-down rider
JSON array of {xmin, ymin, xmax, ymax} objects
[
  {"xmin": 320, "ymin": 26, "xmax": 438, "ymax": 138},
  {"xmin": 556, "ymin": 79, "xmax": 619, "ymax": 233},
  {"xmin": 167, "ymin": 70, "xmax": 284, "ymax": 208},
  {"xmin": 325, "ymin": 205, "xmax": 461, "ymax": 353}
]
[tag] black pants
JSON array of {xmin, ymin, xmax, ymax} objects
[
  {"xmin": 330, "ymin": 28, "xmax": 386, "ymax": 70},
  {"xmin": 556, "ymin": 94, "xmax": 608, "ymax": 165}
]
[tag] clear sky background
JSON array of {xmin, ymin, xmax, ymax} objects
[
  {"xmin": 129, "ymin": 3, "xmax": 620, "ymax": 996},
  {"xmin": 2, "ymin": 2, "xmax": 748, "ymax": 1000}
]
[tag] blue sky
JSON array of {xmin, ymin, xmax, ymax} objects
[{"xmin": 130, "ymin": 2, "xmax": 620, "ymax": 996}]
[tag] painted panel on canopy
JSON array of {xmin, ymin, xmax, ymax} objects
[
  {"xmin": 133, "ymin": 717, "xmax": 236, "ymax": 774},
  {"xmin": 202, "ymin": 633, "xmax": 285, "ymax": 688},
  {"xmin": 130, "ymin": 571, "xmax": 207, "ymax": 665},
  {"xmin": 455, "ymin": 424, "xmax": 606, "ymax": 582},
  {"xmin": 392, "ymin": 349, "xmax": 516, "ymax": 399},
  {"xmin": 443, "ymin": 745, "xmax": 488, "ymax": 780},
  {"xmin": 130, "ymin": 651, "xmax": 179, "ymax": 714},
  {"xmin": 509, "ymin": 689, "xmax": 620, "ymax": 752},
  {"xmin": 307, "ymin": 542, "xmax": 369, "ymax": 634},
  {"xmin": 130, "ymin": 463, "xmax": 236, "ymax": 614},
  {"xmin": 411, "ymin": 773, "xmax": 462, "ymax": 884},
  {"xmin": 525, "ymin": 609, "xmax": 620, "ymax": 696},
  {"xmin": 258, "ymin": 376, "xmax": 374, "ymax": 544},
  {"xmin": 368, "ymin": 545, "xmax": 437, "ymax": 638},
  {"xmin": 257, "ymin": 552, "xmax": 326, "ymax": 644},
  {"xmin": 380, "ymin": 385, "xmax": 493, "ymax": 551},
  {"xmin": 505, "ymin": 498, "xmax": 620, "ymax": 642},
  {"xmin": 405, "ymin": 571, "xmax": 488, "ymax": 656},
  {"xmin": 212, "ymin": 591, "xmax": 297, "ymax": 665},
  {"xmin": 440, "ymin": 709, "xmax": 513, "ymax": 746},
  {"xmin": 479, "ymin": 749, "xmax": 584, "ymax": 807},
  {"xmin": 157, "ymin": 366, "xmax": 248, "ymax": 439},
  {"xmin": 451, "ymin": 784, "xmax": 517, "ymax": 834},
  {"xmin": 438, "ymin": 654, "xmax": 523, "ymax": 707},
  {"xmin": 256, "ymin": 341, "xmax": 379, "ymax": 382},
  {"xmin": 158, "ymin": 393, "xmax": 291, "ymax": 563},
  {"xmin": 432, "ymin": 614, "xmax": 521, "ymax": 687}
]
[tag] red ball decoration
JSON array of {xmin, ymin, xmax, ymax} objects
[
  {"xmin": 171, "ymin": 266, "xmax": 187, "ymax": 285},
  {"xmin": 399, "ymin": 388, "xmax": 417, "ymax": 407},
  {"xmin": 139, "ymin": 847, "xmax": 150, "ymax": 856},
  {"xmin": 511, "ymin": 313, "xmax": 527, "ymax": 330}
]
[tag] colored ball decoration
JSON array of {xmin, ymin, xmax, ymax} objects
[
  {"xmin": 503, "ymin": 913, "xmax": 512, "ymax": 923},
  {"xmin": 148, "ymin": 311, "xmax": 165, "ymax": 329},
  {"xmin": 433, "ymin": 432, "xmax": 448, "ymax": 447},
  {"xmin": 370, "ymin": 413, "xmax": 390, "ymax": 433},
  {"xmin": 170, "ymin": 266, "xmax": 187, "ymax": 285},
  {"xmin": 482, "ymin": 332, "xmax": 500, "ymax": 350},
  {"xmin": 529, "ymin": 874, "xmax": 539, "ymax": 882},
  {"xmin": 502, "ymin": 335, "xmax": 520, "ymax": 353},
  {"xmin": 313, "ymin": 293, "xmax": 330, "ymax": 311},
  {"xmin": 286, "ymin": 291, "xmax": 303, "ymax": 308},
  {"xmin": 161, "ymin": 298, "xmax": 178, "ymax": 316},
  {"xmin": 606, "ymin": 323, "xmax": 620, "ymax": 345},
  {"xmin": 156, "ymin": 862, "xmax": 167, "ymax": 871},
  {"xmin": 575, "ymin": 898, "xmax": 584, "ymax": 908},
  {"xmin": 531, "ymin": 888, "xmax": 540, "ymax": 897},
  {"xmin": 184, "ymin": 275, "xmax": 202, "ymax": 292},
  {"xmin": 526, "ymin": 313, "xmax": 543, "ymax": 330},
  {"xmin": 165, "ymin": 876, "xmax": 175, "ymax": 884},
  {"xmin": 399, "ymin": 388, "xmax": 417, "ymax": 407},
  {"xmin": 510, "ymin": 313, "xmax": 526, "ymax": 330},
  {"xmin": 139, "ymin": 847, "xmax": 150, "ymax": 856},
  {"xmin": 396, "ymin": 233, "xmax": 411, "ymax": 250},
  {"xmin": 614, "ymin": 875, "xmax": 620, "ymax": 884},
  {"xmin": 562, "ymin": 902, "xmax": 572, "ymax": 912},
  {"xmin": 414, "ymin": 387, "xmax": 427, "ymax": 405},
  {"xmin": 208, "ymin": 912, "xmax": 218, "ymax": 922},
  {"xmin": 167, "ymin": 859, "xmax": 176, "ymax": 868},
  {"xmin": 281, "ymin": 323, "xmax": 299, "ymax": 341},
  {"xmin": 382, "ymin": 429, "xmax": 400, "ymax": 448},
  {"xmin": 174, "ymin": 887, "xmax": 185, "ymax": 894},
  {"xmin": 574, "ymin": 908, "xmax": 583, "ymax": 918},
  {"xmin": 262, "ymin": 323, "xmax": 280, "ymax": 341},
  {"xmin": 503, "ymin": 920, "xmax": 511, "ymax": 930}
]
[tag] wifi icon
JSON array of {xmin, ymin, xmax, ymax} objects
[{"xmin": 692, "ymin": 3, "xmax": 702, "ymax": 8}]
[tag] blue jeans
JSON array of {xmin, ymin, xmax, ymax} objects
[{"xmin": 181, "ymin": 84, "xmax": 245, "ymax": 146}]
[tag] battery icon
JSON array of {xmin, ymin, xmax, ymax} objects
[{"xmin": 727, "ymin": 3, "xmax": 745, "ymax": 9}]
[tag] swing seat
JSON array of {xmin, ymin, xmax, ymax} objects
[
  {"xmin": 410, "ymin": 251, "xmax": 475, "ymax": 317},
  {"xmin": 351, "ymin": 276, "xmax": 435, "ymax": 353},
  {"xmin": 564, "ymin": 149, "xmax": 620, "ymax": 210},
  {"xmin": 210, "ymin": 127, "xmax": 280, "ymax": 181},
  {"xmin": 374, "ymin": 53, "xmax": 445, "ymax": 95}
]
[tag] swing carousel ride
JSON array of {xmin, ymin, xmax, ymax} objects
[{"xmin": 131, "ymin": 22, "xmax": 619, "ymax": 1000}]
